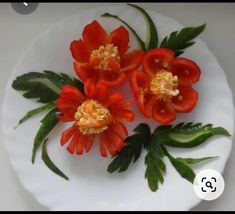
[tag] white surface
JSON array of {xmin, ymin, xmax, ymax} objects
[{"xmin": 0, "ymin": 3, "xmax": 235, "ymax": 211}]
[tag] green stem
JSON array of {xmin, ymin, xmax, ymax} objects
[{"xmin": 101, "ymin": 12, "xmax": 146, "ymax": 51}]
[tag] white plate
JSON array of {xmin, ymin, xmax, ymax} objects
[{"xmin": 2, "ymin": 5, "xmax": 235, "ymax": 211}]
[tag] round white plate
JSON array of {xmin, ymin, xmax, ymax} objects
[{"xmin": 2, "ymin": 5, "xmax": 234, "ymax": 211}]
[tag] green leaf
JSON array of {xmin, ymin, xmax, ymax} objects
[
  {"xmin": 12, "ymin": 76, "xmax": 58, "ymax": 103},
  {"xmin": 107, "ymin": 123, "xmax": 151, "ymax": 173},
  {"xmin": 211, "ymin": 127, "xmax": 231, "ymax": 136},
  {"xmin": 101, "ymin": 13, "xmax": 146, "ymax": 51},
  {"xmin": 15, "ymin": 102, "xmax": 55, "ymax": 128},
  {"xmin": 32, "ymin": 108, "xmax": 59, "ymax": 163},
  {"xmin": 154, "ymin": 125, "xmax": 172, "ymax": 136},
  {"xmin": 154, "ymin": 122, "xmax": 230, "ymax": 148},
  {"xmin": 144, "ymin": 134, "xmax": 166, "ymax": 191},
  {"xmin": 176, "ymin": 156, "xmax": 218, "ymax": 166},
  {"xmin": 12, "ymin": 71, "xmax": 84, "ymax": 103},
  {"xmin": 42, "ymin": 139, "xmax": 69, "ymax": 180},
  {"xmin": 169, "ymin": 158, "xmax": 195, "ymax": 183},
  {"xmin": 127, "ymin": 3, "xmax": 158, "ymax": 50},
  {"xmin": 160, "ymin": 23, "xmax": 206, "ymax": 56},
  {"xmin": 162, "ymin": 146, "xmax": 195, "ymax": 183}
]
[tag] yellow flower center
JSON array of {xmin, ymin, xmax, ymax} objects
[
  {"xmin": 74, "ymin": 99, "xmax": 112, "ymax": 135},
  {"xmin": 150, "ymin": 69, "xmax": 179, "ymax": 100},
  {"xmin": 90, "ymin": 44, "xmax": 120, "ymax": 70}
]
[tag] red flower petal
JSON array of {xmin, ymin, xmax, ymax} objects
[
  {"xmin": 144, "ymin": 95, "xmax": 157, "ymax": 117},
  {"xmin": 114, "ymin": 109, "xmax": 135, "ymax": 122},
  {"xmin": 98, "ymin": 133, "xmax": 107, "ymax": 157},
  {"xmin": 130, "ymin": 70, "xmax": 151, "ymax": 117},
  {"xmin": 103, "ymin": 92, "xmax": 124, "ymax": 107},
  {"xmin": 152, "ymin": 100, "xmax": 176, "ymax": 125},
  {"xmin": 61, "ymin": 125, "xmax": 76, "ymax": 146},
  {"xmin": 109, "ymin": 101, "xmax": 132, "ymax": 113},
  {"xmin": 84, "ymin": 135, "xmax": 95, "ymax": 153},
  {"xmin": 101, "ymin": 131, "xmax": 117, "ymax": 156},
  {"xmin": 143, "ymin": 48, "xmax": 175, "ymax": 77},
  {"xmin": 105, "ymin": 142, "xmax": 117, "ymax": 157},
  {"xmin": 60, "ymin": 85, "xmax": 85, "ymax": 104},
  {"xmin": 120, "ymin": 50, "xmax": 144, "ymax": 73},
  {"xmin": 84, "ymin": 80, "xmax": 110, "ymax": 103},
  {"xmin": 70, "ymin": 39, "xmax": 90, "ymax": 62},
  {"xmin": 110, "ymin": 122, "xmax": 128, "ymax": 138},
  {"xmin": 106, "ymin": 129, "xmax": 125, "ymax": 153},
  {"xmin": 74, "ymin": 61, "xmax": 98, "ymax": 82},
  {"xmin": 89, "ymin": 56, "xmax": 101, "ymax": 68},
  {"xmin": 172, "ymin": 85, "xmax": 198, "ymax": 112},
  {"xmin": 82, "ymin": 20, "xmax": 108, "ymax": 50},
  {"xmin": 84, "ymin": 79, "xmax": 97, "ymax": 98},
  {"xmin": 76, "ymin": 134, "xmax": 84, "ymax": 155},
  {"xmin": 170, "ymin": 57, "xmax": 201, "ymax": 85},
  {"xmin": 67, "ymin": 129, "xmax": 80, "ymax": 154},
  {"xmin": 56, "ymin": 114, "xmax": 74, "ymax": 122},
  {"xmin": 56, "ymin": 84, "xmax": 83, "ymax": 121},
  {"xmin": 99, "ymin": 72, "xmax": 126, "ymax": 87},
  {"xmin": 108, "ymin": 26, "xmax": 129, "ymax": 56},
  {"xmin": 108, "ymin": 58, "xmax": 121, "ymax": 72},
  {"xmin": 56, "ymin": 97, "xmax": 79, "ymax": 115},
  {"xmin": 94, "ymin": 83, "xmax": 108, "ymax": 103}
]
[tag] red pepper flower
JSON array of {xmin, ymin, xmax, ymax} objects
[
  {"xmin": 130, "ymin": 48, "xmax": 201, "ymax": 125},
  {"xmin": 55, "ymin": 80, "xmax": 135, "ymax": 157},
  {"xmin": 70, "ymin": 20, "xmax": 144, "ymax": 87}
]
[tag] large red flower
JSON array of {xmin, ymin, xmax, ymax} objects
[
  {"xmin": 130, "ymin": 48, "xmax": 201, "ymax": 125},
  {"xmin": 55, "ymin": 80, "xmax": 135, "ymax": 157},
  {"xmin": 70, "ymin": 20, "xmax": 144, "ymax": 87}
]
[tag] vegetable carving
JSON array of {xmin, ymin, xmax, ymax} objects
[{"xmin": 11, "ymin": 4, "xmax": 231, "ymax": 192}]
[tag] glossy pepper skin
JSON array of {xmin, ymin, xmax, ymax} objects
[
  {"xmin": 130, "ymin": 48, "xmax": 201, "ymax": 125},
  {"xmin": 70, "ymin": 20, "xmax": 144, "ymax": 87},
  {"xmin": 55, "ymin": 80, "xmax": 135, "ymax": 157}
]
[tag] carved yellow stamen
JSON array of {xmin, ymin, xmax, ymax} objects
[
  {"xmin": 74, "ymin": 100, "xmax": 112, "ymax": 135},
  {"xmin": 150, "ymin": 69, "xmax": 179, "ymax": 100},
  {"xmin": 90, "ymin": 44, "xmax": 120, "ymax": 70}
]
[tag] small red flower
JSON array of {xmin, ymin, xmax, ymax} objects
[
  {"xmin": 130, "ymin": 48, "xmax": 201, "ymax": 125},
  {"xmin": 70, "ymin": 20, "xmax": 144, "ymax": 87},
  {"xmin": 55, "ymin": 80, "xmax": 135, "ymax": 157}
]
